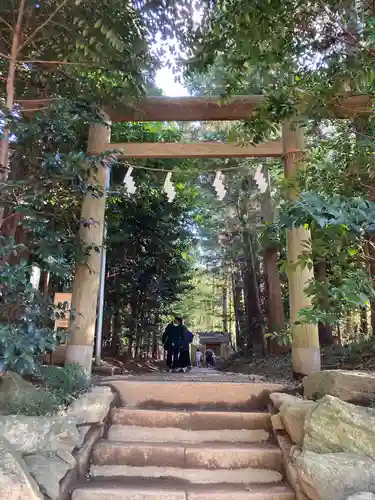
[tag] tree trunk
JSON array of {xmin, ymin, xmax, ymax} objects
[
  {"xmin": 0, "ymin": 0, "xmax": 25, "ymax": 225},
  {"xmin": 314, "ymin": 260, "xmax": 334, "ymax": 347},
  {"xmin": 110, "ymin": 311, "xmax": 121, "ymax": 358},
  {"xmin": 242, "ymin": 262, "xmax": 254, "ymax": 352},
  {"xmin": 283, "ymin": 121, "xmax": 320, "ymax": 376},
  {"xmin": 361, "ymin": 307, "xmax": 368, "ymax": 335},
  {"xmin": 124, "ymin": 335, "xmax": 133, "ymax": 360},
  {"xmin": 222, "ymin": 284, "xmax": 228, "ymax": 332},
  {"xmin": 345, "ymin": 310, "xmax": 353, "ymax": 340},
  {"xmin": 232, "ymin": 270, "xmax": 245, "ymax": 349},
  {"xmin": 152, "ymin": 329, "xmax": 157, "ymax": 359},
  {"xmin": 39, "ymin": 271, "xmax": 50, "ymax": 297},
  {"xmin": 259, "ymin": 169, "xmax": 285, "ymax": 338},
  {"xmin": 135, "ymin": 334, "xmax": 140, "ymax": 359},
  {"xmin": 228, "ymin": 277, "xmax": 233, "ymax": 335},
  {"xmin": 264, "ymin": 248, "xmax": 285, "ymax": 331},
  {"xmin": 242, "ymin": 230, "xmax": 265, "ymax": 355},
  {"xmin": 65, "ymin": 117, "xmax": 110, "ymax": 374}
]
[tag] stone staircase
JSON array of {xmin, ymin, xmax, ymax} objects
[{"xmin": 72, "ymin": 377, "xmax": 295, "ymax": 500}]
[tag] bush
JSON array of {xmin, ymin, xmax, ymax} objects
[
  {"xmin": 0, "ymin": 238, "xmax": 66, "ymax": 375},
  {"xmin": 3, "ymin": 364, "xmax": 91, "ymax": 416},
  {"xmin": 41, "ymin": 363, "xmax": 91, "ymax": 403},
  {"xmin": 265, "ymin": 324, "xmax": 292, "ymax": 347},
  {"xmin": 4, "ymin": 387, "xmax": 63, "ymax": 416}
]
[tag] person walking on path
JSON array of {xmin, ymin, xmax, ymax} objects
[
  {"xmin": 176, "ymin": 317, "xmax": 193, "ymax": 372},
  {"xmin": 162, "ymin": 317, "xmax": 182, "ymax": 371},
  {"xmin": 195, "ymin": 348, "xmax": 203, "ymax": 368},
  {"xmin": 205, "ymin": 348, "xmax": 215, "ymax": 368}
]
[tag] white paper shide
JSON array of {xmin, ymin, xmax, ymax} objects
[
  {"xmin": 213, "ymin": 170, "xmax": 226, "ymax": 201},
  {"xmin": 254, "ymin": 165, "xmax": 268, "ymax": 193},
  {"xmin": 163, "ymin": 172, "xmax": 176, "ymax": 202},
  {"xmin": 123, "ymin": 166, "xmax": 137, "ymax": 194}
]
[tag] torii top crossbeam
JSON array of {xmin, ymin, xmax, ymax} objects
[{"xmin": 21, "ymin": 93, "xmax": 373, "ymax": 122}]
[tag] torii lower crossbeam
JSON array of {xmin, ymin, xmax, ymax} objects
[{"xmin": 109, "ymin": 140, "xmax": 283, "ymax": 158}]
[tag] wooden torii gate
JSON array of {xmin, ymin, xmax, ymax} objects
[{"xmin": 36, "ymin": 93, "xmax": 369, "ymax": 376}]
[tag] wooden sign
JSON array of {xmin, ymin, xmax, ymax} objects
[{"xmin": 54, "ymin": 292, "xmax": 72, "ymax": 330}]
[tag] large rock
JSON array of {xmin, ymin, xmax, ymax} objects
[
  {"xmin": 0, "ymin": 415, "xmax": 79, "ymax": 455},
  {"xmin": 346, "ymin": 495, "xmax": 375, "ymax": 500},
  {"xmin": 76, "ymin": 426, "xmax": 91, "ymax": 448},
  {"xmin": 280, "ymin": 400, "xmax": 315, "ymax": 444},
  {"xmin": 296, "ymin": 450, "xmax": 375, "ymax": 500},
  {"xmin": 0, "ymin": 437, "xmax": 43, "ymax": 500},
  {"xmin": 0, "ymin": 372, "xmax": 35, "ymax": 411},
  {"xmin": 270, "ymin": 392, "xmax": 301, "ymax": 410},
  {"xmin": 303, "ymin": 395, "xmax": 375, "ymax": 458},
  {"xmin": 303, "ymin": 370, "xmax": 375, "ymax": 405},
  {"xmin": 66, "ymin": 386, "xmax": 113, "ymax": 424},
  {"xmin": 275, "ymin": 434, "xmax": 298, "ymax": 490},
  {"xmin": 24, "ymin": 452, "xmax": 74, "ymax": 500},
  {"xmin": 271, "ymin": 413, "xmax": 284, "ymax": 431}
]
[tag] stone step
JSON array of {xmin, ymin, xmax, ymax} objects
[
  {"xmin": 72, "ymin": 483, "xmax": 295, "ymax": 500},
  {"xmin": 89, "ymin": 465, "xmax": 283, "ymax": 484},
  {"xmin": 92, "ymin": 440, "xmax": 283, "ymax": 471},
  {"xmin": 72, "ymin": 481, "xmax": 295, "ymax": 500},
  {"xmin": 110, "ymin": 408, "xmax": 271, "ymax": 431},
  {"xmin": 103, "ymin": 380, "xmax": 286, "ymax": 410},
  {"xmin": 107, "ymin": 425, "xmax": 270, "ymax": 444}
]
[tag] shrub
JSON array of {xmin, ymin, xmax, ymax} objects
[
  {"xmin": 3, "ymin": 364, "xmax": 91, "ymax": 416},
  {"xmin": 265, "ymin": 324, "xmax": 292, "ymax": 347},
  {"xmin": 4, "ymin": 387, "xmax": 63, "ymax": 416},
  {"xmin": 41, "ymin": 363, "xmax": 91, "ymax": 403},
  {"xmin": 0, "ymin": 238, "xmax": 66, "ymax": 375}
]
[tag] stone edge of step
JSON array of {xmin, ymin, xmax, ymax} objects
[
  {"xmin": 110, "ymin": 408, "xmax": 272, "ymax": 431},
  {"xmin": 91, "ymin": 439, "xmax": 283, "ymax": 470},
  {"xmin": 107, "ymin": 425, "xmax": 270, "ymax": 443},
  {"xmin": 89, "ymin": 464, "xmax": 284, "ymax": 484},
  {"xmin": 72, "ymin": 483, "xmax": 295, "ymax": 500},
  {"xmin": 93, "ymin": 439, "xmax": 282, "ymax": 450}
]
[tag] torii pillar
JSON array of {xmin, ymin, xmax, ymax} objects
[
  {"xmin": 282, "ymin": 121, "xmax": 321, "ymax": 376},
  {"xmin": 65, "ymin": 115, "xmax": 111, "ymax": 375}
]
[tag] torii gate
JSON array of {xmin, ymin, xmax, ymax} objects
[{"xmin": 25, "ymin": 93, "xmax": 369, "ymax": 376}]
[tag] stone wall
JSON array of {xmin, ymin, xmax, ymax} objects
[
  {"xmin": 0, "ymin": 385, "xmax": 115, "ymax": 500},
  {"xmin": 270, "ymin": 370, "xmax": 375, "ymax": 500}
]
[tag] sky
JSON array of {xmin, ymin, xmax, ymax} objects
[
  {"xmin": 155, "ymin": 67, "xmax": 189, "ymax": 97},
  {"xmin": 153, "ymin": 6, "xmax": 202, "ymax": 97}
]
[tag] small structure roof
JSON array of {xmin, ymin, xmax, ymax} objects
[{"xmin": 197, "ymin": 332, "xmax": 231, "ymax": 344}]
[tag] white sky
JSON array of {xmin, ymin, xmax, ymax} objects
[
  {"xmin": 155, "ymin": 67, "xmax": 189, "ymax": 96},
  {"xmin": 153, "ymin": 7, "xmax": 202, "ymax": 97}
]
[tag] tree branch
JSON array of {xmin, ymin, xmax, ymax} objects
[
  {"xmin": 17, "ymin": 0, "xmax": 70, "ymax": 53},
  {"xmin": 18, "ymin": 59, "xmax": 93, "ymax": 66},
  {"xmin": 0, "ymin": 35, "xmax": 10, "ymax": 49},
  {"xmin": 0, "ymin": 0, "xmax": 25, "ymax": 202},
  {"xmin": 0, "ymin": 15, "xmax": 13, "ymax": 31}
]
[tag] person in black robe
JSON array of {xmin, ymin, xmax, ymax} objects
[
  {"xmin": 162, "ymin": 317, "xmax": 182, "ymax": 371},
  {"xmin": 177, "ymin": 318, "xmax": 193, "ymax": 372}
]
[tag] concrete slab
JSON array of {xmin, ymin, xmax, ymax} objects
[
  {"xmin": 187, "ymin": 484, "xmax": 295, "ymax": 500},
  {"xmin": 92, "ymin": 441, "xmax": 186, "ymax": 468},
  {"xmin": 110, "ymin": 408, "xmax": 272, "ymax": 431},
  {"xmin": 107, "ymin": 425, "xmax": 270, "ymax": 444},
  {"xmin": 72, "ymin": 484, "xmax": 295, "ymax": 500},
  {"xmin": 104, "ymin": 381, "xmax": 286, "ymax": 410},
  {"xmin": 90, "ymin": 465, "xmax": 283, "ymax": 484},
  {"xmin": 72, "ymin": 486, "xmax": 185, "ymax": 500},
  {"xmin": 92, "ymin": 441, "xmax": 283, "ymax": 471}
]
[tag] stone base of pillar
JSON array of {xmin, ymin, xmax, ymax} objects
[
  {"xmin": 65, "ymin": 345, "xmax": 94, "ymax": 375},
  {"xmin": 292, "ymin": 346, "xmax": 321, "ymax": 376}
]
